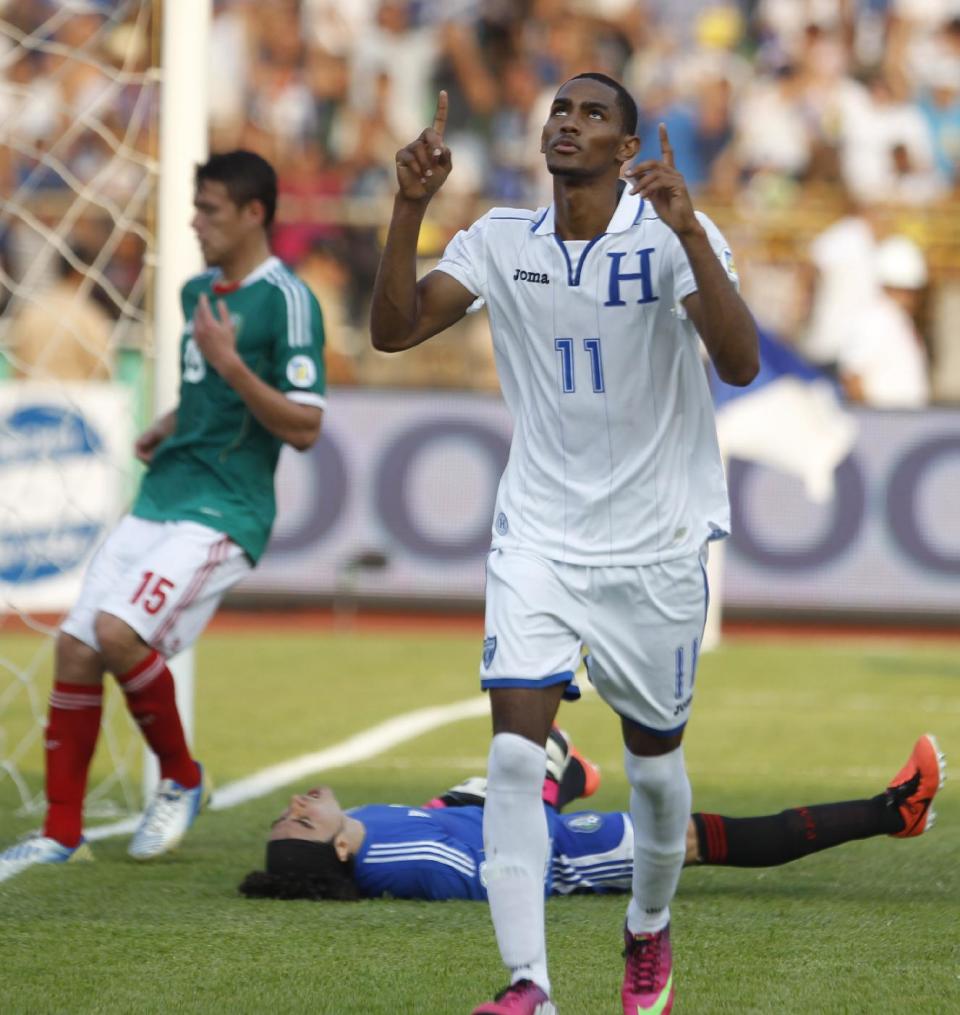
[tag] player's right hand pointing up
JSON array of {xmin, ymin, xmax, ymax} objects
[{"xmin": 394, "ymin": 90, "xmax": 452, "ymax": 202}]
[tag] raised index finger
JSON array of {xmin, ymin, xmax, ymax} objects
[
  {"xmin": 432, "ymin": 90, "xmax": 448, "ymax": 140},
  {"xmin": 658, "ymin": 122, "xmax": 674, "ymax": 168}
]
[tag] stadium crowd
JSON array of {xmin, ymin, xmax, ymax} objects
[{"xmin": 2, "ymin": 0, "xmax": 960, "ymax": 399}]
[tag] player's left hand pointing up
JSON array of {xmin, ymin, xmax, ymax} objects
[{"xmin": 624, "ymin": 124, "xmax": 699, "ymax": 236}]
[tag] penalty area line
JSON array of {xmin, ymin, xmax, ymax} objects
[{"xmin": 83, "ymin": 694, "xmax": 491, "ymax": 843}]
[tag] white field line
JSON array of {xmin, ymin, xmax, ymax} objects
[{"xmin": 83, "ymin": 694, "xmax": 491, "ymax": 843}]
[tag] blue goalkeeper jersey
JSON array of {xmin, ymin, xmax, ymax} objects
[{"xmin": 349, "ymin": 805, "xmax": 634, "ymax": 901}]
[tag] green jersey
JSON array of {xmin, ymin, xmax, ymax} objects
[{"xmin": 133, "ymin": 256, "xmax": 326, "ymax": 562}]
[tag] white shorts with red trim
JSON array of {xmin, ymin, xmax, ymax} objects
[{"xmin": 61, "ymin": 515, "xmax": 250, "ymax": 658}]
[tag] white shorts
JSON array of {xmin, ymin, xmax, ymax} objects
[
  {"xmin": 481, "ymin": 546, "xmax": 710, "ymax": 736},
  {"xmin": 61, "ymin": 515, "xmax": 251, "ymax": 659}
]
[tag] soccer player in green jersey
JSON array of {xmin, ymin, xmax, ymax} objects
[{"xmin": 0, "ymin": 151, "xmax": 325, "ymax": 878}]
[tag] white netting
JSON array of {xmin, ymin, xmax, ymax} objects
[{"xmin": 0, "ymin": 0, "xmax": 161, "ymax": 823}]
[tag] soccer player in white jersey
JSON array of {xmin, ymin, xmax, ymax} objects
[
  {"xmin": 371, "ymin": 73, "xmax": 759, "ymax": 1015},
  {"xmin": 0, "ymin": 151, "xmax": 325, "ymax": 881}
]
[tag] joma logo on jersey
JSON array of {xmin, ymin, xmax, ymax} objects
[{"xmin": 513, "ymin": 268, "xmax": 550, "ymax": 284}]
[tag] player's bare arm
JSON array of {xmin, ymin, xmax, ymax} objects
[
  {"xmin": 371, "ymin": 91, "xmax": 477, "ymax": 352},
  {"xmin": 625, "ymin": 124, "xmax": 759, "ymax": 387},
  {"xmin": 193, "ymin": 293, "xmax": 322, "ymax": 451},
  {"xmin": 134, "ymin": 408, "xmax": 178, "ymax": 464}
]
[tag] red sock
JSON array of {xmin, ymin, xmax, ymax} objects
[
  {"xmin": 43, "ymin": 681, "xmax": 103, "ymax": 847},
  {"xmin": 118, "ymin": 651, "xmax": 199, "ymax": 788}
]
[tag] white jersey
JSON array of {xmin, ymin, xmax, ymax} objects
[
  {"xmin": 840, "ymin": 293, "xmax": 930, "ymax": 408},
  {"xmin": 435, "ymin": 185, "xmax": 737, "ymax": 565}
]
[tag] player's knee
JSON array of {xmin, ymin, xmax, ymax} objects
[
  {"xmin": 55, "ymin": 631, "xmax": 104, "ymax": 686},
  {"xmin": 487, "ymin": 732, "xmax": 546, "ymax": 793},
  {"xmin": 93, "ymin": 612, "xmax": 141, "ymax": 667},
  {"xmin": 621, "ymin": 717, "xmax": 684, "ymax": 757},
  {"xmin": 624, "ymin": 745, "xmax": 688, "ymax": 803}
]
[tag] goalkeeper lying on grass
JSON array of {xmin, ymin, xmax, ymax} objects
[{"xmin": 239, "ymin": 731, "xmax": 945, "ymax": 902}]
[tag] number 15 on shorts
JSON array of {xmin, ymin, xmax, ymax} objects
[{"xmin": 131, "ymin": 571, "xmax": 176, "ymax": 615}]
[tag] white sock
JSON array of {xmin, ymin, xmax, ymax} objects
[
  {"xmin": 483, "ymin": 732, "xmax": 551, "ymax": 995},
  {"xmin": 624, "ymin": 745, "xmax": 691, "ymax": 935}
]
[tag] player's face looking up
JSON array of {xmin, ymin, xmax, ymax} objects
[
  {"xmin": 268, "ymin": 786, "xmax": 346, "ymax": 845},
  {"xmin": 191, "ymin": 179, "xmax": 264, "ymax": 268},
  {"xmin": 541, "ymin": 78, "xmax": 637, "ymax": 181}
]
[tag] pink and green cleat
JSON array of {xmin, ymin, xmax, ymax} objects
[
  {"xmin": 471, "ymin": 979, "xmax": 557, "ymax": 1015},
  {"xmin": 622, "ymin": 923, "xmax": 674, "ymax": 1015}
]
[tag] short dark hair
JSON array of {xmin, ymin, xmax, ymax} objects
[
  {"xmin": 238, "ymin": 868, "xmax": 361, "ymax": 901},
  {"xmin": 195, "ymin": 150, "xmax": 278, "ymax": 227},
  {"xmin": 568, "ymin": 72, "xmax": 638, "ymax": 136},
  {"xmin": 238, "ymin": 839, "xmax": 360, "ymax": 902}
]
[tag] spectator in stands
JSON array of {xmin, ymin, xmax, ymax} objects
[
  {"xmin": 8, "ymin": 0, "xmax": 960, "ymax": 398},
  {"xmin": 488, "ymin": 57, "xmax": 545, "ymax": 201},
  {"xmin": 246, "ymin": 4, "xmax": 319, "ymax": 167},
  {"xmin": 752, "ymin": 0, "xmax": 848, "ymax": 72},
  {"xmin": 303, "ymin": 0, "xmax": 379, "ymax": 58},
  {"xmin": 296, "ymin": 239, "xmax": 360, "ymax": 384},
  {"xmin": 208, "ymin": 0, "xmax": 255, "ymax": 151},
  {"xmin": 350, "ymin": 0, "xmax": 441, "ymax": 144},
  {"xmin": 800, "ymin": 196, "xmax": 884, "ymax": 370},
  {"xmin": 839, "ymin": 235, "xmax": 931, "ymax": 408},
  {"xmin": 307, "ymin": 49, "xmax": 351, "ymax": 157},
  {"xmin": 0, "ymin": 50, "xmax": 62, "ymax": 163},
  {"xmin": 839, "ymin": 69, "xmax": 945, "ymax": 206},
  {"xmin": 732, "ymin": 64, "xmax": 813, "ymax": 188},
  {"xmin": 54, "ymin": 10, "xmax": 113, "ymax": 124},
  {"xmin": 917, "ymin": 53, "xmax": 960, "ymax": 190},
  {"xmin": 338, "ymin": 70, "xmax": 408, "ymax": 200},
  {"xmin": 271, "ymin": 142, "xmax": 345, "ymax": 265},
  {"xmin": 7, "ymin": 247, "xmax": 114, "ymax": 382}
]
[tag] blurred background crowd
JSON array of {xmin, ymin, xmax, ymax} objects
[{"xmin": 2, "ymin": 0, "xmax": 960, "ymax": 404}]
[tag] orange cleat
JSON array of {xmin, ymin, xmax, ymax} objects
[
  {"xmin": 886, "ymin": 734, "xmax": 946, "ymax": 838},
  {"xmin": 545, "ymin": 726, "xmax": 602, "ymax": 808},
  {"xmin": 568, "ymin": 744, "xmax": 601, "ymax": 799}
]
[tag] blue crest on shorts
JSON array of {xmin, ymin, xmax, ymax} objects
[{"xmin": 482, "ymin": 635, "xmax": 497, "ymax": 669}]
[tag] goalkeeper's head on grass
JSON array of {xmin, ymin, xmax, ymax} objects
[{"xmin": 0, "ymin": 150, "xmax": 327, "ymax": 881}]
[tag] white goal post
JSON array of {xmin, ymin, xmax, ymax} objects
[{"xmin": 141, "ymin": 0, "xmax": 211, "ymax": 800}]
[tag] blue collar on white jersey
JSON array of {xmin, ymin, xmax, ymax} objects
[{"xmin": 531, "ymin": 186, "xmax": 646, "ymax": 237}]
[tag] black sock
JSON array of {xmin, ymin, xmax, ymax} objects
[
  {"xmin": 693, "ymin": 793, "xmax": 905, "ymax": 867},
  {"xmin": 557, "ymin": 755, "xmax": 587, "ymax": 811}
]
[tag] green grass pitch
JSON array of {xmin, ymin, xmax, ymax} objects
[{"xmin": 2, "ymin": 626, "xmax": 959, "ymax": 1014}]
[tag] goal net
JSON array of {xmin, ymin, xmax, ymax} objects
[{"xmin": 0, "ymin": 1, "xmax": 165, "ymax": 828}]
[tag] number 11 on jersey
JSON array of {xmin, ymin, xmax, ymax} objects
[{"xmin": 554, "ymin": 337, "xmax": 605, "ymax": 393}]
